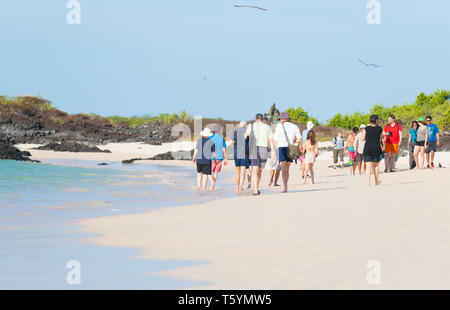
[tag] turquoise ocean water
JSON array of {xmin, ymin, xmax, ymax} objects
[{"xmin": 0, "ymin": 159, "xmax": 233, "ymax": 289}]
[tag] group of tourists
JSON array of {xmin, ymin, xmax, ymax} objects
[
  {"xmin": 192, "ymin": 111, "xmax": 441, "ymax": 192},
  {"xmin": 407, "ymin": 116, "xmax": 441, "ymax": 170}
]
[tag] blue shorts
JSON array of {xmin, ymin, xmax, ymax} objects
[
  {"xmin": 278, "ymin": 147, "xmax": 293, "ymax": 163},
  {"xmin": 234, "ymin": 158, "xmax": 249, "ymax": 168}
]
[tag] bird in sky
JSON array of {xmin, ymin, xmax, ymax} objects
[
  {"xmin": 358, "ymin": 58, "xmax": 382, "ymax": 68},
  {"xmin": 234, "ymin": 5, "xmax": 268, "ymax": 11}
]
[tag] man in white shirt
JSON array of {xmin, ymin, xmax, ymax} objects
[
  {"xmin": 273, "ymin": 112, "xmax": 302, "ymax": 193},
  {"xmin": 245, "ymin": 113, "xmax": 276, "ymax": 196}
]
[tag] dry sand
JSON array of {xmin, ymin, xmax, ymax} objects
[
  {"xmin": 16, "ymin": 142, "xmax": 450, "ymax": 289},
  {"xmin": 71, "ymin": 146, "xmax": 450, "ymax": 289}
]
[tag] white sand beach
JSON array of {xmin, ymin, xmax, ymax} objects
[{"xmin": 17, "ymin": 142, "xmax": 450, "ymax": 289}]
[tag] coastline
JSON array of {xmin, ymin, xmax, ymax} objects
[
  {"xmin": 74, "ymin": 149, "xmax": 450, "ymax": 289},
  {"xmin": 12, "ymin": 142, "xmax": 450, "ymax": 289}
]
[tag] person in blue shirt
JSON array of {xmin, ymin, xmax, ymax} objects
[
  {"xmin": 192, "ymin": 128, "xmax": 217, "ymax": 191},
  {"xmin": 425, "ymin": 116, "xmax": 440, "ymax": 168},
  {"xmin": 208, "ymin": 130, "xmax": 228, "ymax": 191},
  {"xmin": 408, "ymin": 121, "xmax": 419, "ymax": 169}
]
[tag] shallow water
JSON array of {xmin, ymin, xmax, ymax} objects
[{"xmin": 0, "ymin": 159, "xmax": 232, "ymax": 289}]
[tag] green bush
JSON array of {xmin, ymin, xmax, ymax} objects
[
  {"xmin": 106, "ymin": 110, "xmax": 193, "ymax": 127},
  {"xmin": 327, "ymin": 90, "xmax": 450, "ymax": 130},
  {"xmin": 286, "ymin": 107, "xmax": 319, "ymax": 125}
]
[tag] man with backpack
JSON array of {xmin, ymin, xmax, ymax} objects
[
  {"xmin": 245, "ymin": 113, "xmax": 276, "ymax": 196},
  {"xmin": 273, "ymin": 112, "xmax": 302, "ymax": 193},
  {"xmin": 383, "ymin": 115, "xmax": 402, "ymax": 173}
]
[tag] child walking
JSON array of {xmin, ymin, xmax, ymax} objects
[{"xmin": 302, "ymin": 130, "xmax": 319, "ymax": 184}]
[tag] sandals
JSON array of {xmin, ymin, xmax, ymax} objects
[{"xmin": 252, "ymin": 190, "xmax": 261, "ymax": 196}]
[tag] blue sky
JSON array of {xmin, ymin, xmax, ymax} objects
[{"xmin": 0, "ymin": 0, "xmax": 449, "ymax": 122}]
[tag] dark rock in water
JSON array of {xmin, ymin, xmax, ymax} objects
[
  {"xmin": 97, "ymin": 163, "xmax": 109, "ymax": 166},
  {"xmin": 0, "ymin": 140, "xmax": 38, "ymax": 162},
  {"xmin": 121, "ymin": 149, "xmax": 194, "ymax": 164},
  {"xmin": 33, "ymin": 141, "xmax": 111, "ymax": 153},
  {"xmin": 150, "ymin": 152, "xmax": 175, "ymax": 160}
]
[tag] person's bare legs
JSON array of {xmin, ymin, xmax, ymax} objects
[
  {"xmin": 247, "ymin": 168, "xmax": 252, "ymax": 189},
  {"xmin": 210, "ymin": 172, "xmax": 218, "ymax": 191},
  {"xmin": 420, "ymin": 147, "xmax": 426, "ymax": 169},
  {"xmin": 302, "ymin": 162, "xmax": 308, "ymax": 184},
  {"xmin": 256, "ymin": 167, "xmax": 262, "ymax": 189},
  {"xmin": 280, "ymin": 161, "xmax": 291, "ymax": 193},
  {"xmin": 430, "ymin": 151, "xmax": 435, "ymax": 166},
  {"xmin": 413, "ymin": 146, "xmax": 420, "ymax": 170},
  {"xmin": 374, "ymin": 162, "xmax": 381, "ymax": 185},
  {"xmin": 202, "ymin": 174, "xmax": 209, "ymax": 190},
  {"xmin": 196, "ymin": 173, "xmax": 202, "ymax": 190},
  {"xmin": 426, "ymin": 152, "xmax": 430, "ymax": 166},
  {"xmin": 268, "ymin": 169, "xmax": 275, "ymax": 186},
  {"xmin": 309, "ymin": 163, "xmax": 315, "ymax": 184},
  {"xmin": 251, "ymin": 166, "xmax": 260, "ymax": 194},
  {"xmin": 366, "ymin": 162, "xmax": 373, "ymax": 186},
  {"xmin": 274, "ymin": 170, "xmax": 281, "ymax": 186},
  {"xmin": 238, "ymin": 167, "xmax": 246, "ymax": 192},
  {"xmin": 235, "ymin": 167, "xmax": 241, "ymax": 191},
  {"xmin": 358, "ymin": 161, "xmax": 362, "ymax": 175}
]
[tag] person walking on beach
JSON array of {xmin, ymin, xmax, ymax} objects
[
  {"xmin": 425, "ymin": 116, "xmax": 440, "ymax": 169},
  {"xmin": 209, "ymin": 130, "xmax": 228, "ymax": 191},
  {"xmin": 245, "ymin": 113, "xmax": 276, "ymax": 196},
  {"xmin": 301, "ymin": 121, "xmax": 315, "ymax": 178},
  {"xmin": 302, "ymin": 131, "xmax": 319, "ymax": 185},
  {"xmin": 232, "ymin": 121, "xmax": 250, "ymax": 192},
  {"xmin": 267, "ymin": 153, "xmax": 281, "ymax": 187},
  {"xmin": 383, "ymin": 115, "xmax": 402, "ymax": 173},
  {"xmin": 413, "ymin": 118, "xmax": 428, "ymax": 170},
  {"xmin": 273, "ymin": 112, "xmax": 301, "ymax": 193},
  {"xmin": 355, "ymin": 124, "xmax": 367, "ymax": 175},
  {"xmin": 192, "ymin": 128, "xmax": 217, "ymax": 191},
  {"xmin": 407, "ymin": 121, "xmax": 418, "ymax": 169},
  {"xmin": 331, "ymin": 131, "xmax": 345, "ymax": 169},
  {"xmin": 362, "ymin": 115, "xmax": 385, "ymax": 186},
  {"xmin": 344, "ymin": 127, "xmax": 358, "ymax": 175}
]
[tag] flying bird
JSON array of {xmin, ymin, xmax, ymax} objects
[
  {"xmin": 234, "ymin": 5, "xmax": 267, "ymax": 11},
  {"xmin": 358, "ymin": 58, "xmax": 382, "ymax": 68}
]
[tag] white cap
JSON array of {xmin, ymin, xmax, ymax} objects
[
  {"xmin": 360, "ymin": 124, "xmax": 366, "ymax": 129},
  {"xmin": 200, "ymin": 128, "xmax": 213, "ymax": 137},
  {"xmin": 239, "ymin": 121, "xmax": 247, "ymax": 127},
  {"xmin": 307, "ymin": 121, "xmax": 315, "ymax": 130}
]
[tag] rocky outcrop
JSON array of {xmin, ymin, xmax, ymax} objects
[
  {"xmin": 33, "ymin": 141, "xmax": 111, "ymax": 153},
  {"xmin": 122, "ymin": 150, "xmax": 194, "ymax": 164},
  {"xmin": 0, "ymin": 139, "xmax": 37, "ymax": 162},
  {"xmin": 0, "ymin": 96, "xmax": 177, "ymax": 145}
]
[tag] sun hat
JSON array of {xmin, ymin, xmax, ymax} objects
[
  {"xmin": 307, "ymin": 121, "xmax": 315, "ymax": 130},
  {"xmin": 200, "ymin": 128, "xmax": 213, "ymax": 137},
  {"xmin": 416, "ymin": 117, "xmax": 425, "ymax": 122},
  {"xmin": 239, "ymin": 121, "xmax": 247, "ymax": 127},
  {"xmin": 279, "ymin": 112, "xmax": 290, "ymax": 120},
  {"xmin": 360, "ymin": 124, "xmax": 366, "ymax": 129}
]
